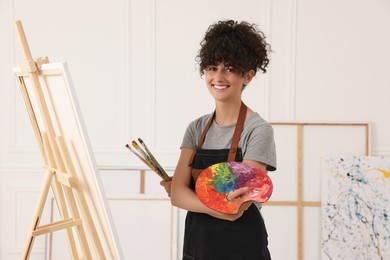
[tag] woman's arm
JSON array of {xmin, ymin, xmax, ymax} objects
[
  {"xmin": 171, "ymin": 148, "xmax": 249, "ymax": 221},
  {"xmin": 170, "ymin": 148, "xmax": 213, "ymax": 212},
  {"xmin": 243, "ymin": 159, "xmax": 267, "ymax": 171}
]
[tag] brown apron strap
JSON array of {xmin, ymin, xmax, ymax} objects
[
  {"xmin": 227, "ymin": 102, "xmax": 247, "ymax": 162},
  {"xmin": 188, "ymin": 102, "xmax": 247, "ymax": 166},
  {"xmin": 188, "ymin": 111, "xmax": 215, "ymax": 166}
]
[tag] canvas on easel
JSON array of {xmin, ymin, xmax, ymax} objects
[{"xmin": 13, "ymin": 20, "xmax": 123, "ymax": 259}]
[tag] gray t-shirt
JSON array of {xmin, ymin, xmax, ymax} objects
[{"xmin": 181, "ymin": 112, "xmax": 277, "ymax": 171}]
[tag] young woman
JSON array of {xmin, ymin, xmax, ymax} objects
[{"xmin": 162, "ymin": 20, "xmax": 277, "ymax": 260}]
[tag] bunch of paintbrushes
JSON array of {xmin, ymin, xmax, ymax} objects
[{"xmin": 125, "ymin": 138, "xmax": 171, "ymax": 181}]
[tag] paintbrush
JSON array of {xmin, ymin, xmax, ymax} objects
[
  {"xmin": 137, "ymin": 138, "xmax": 170, "ymax": 181},
  {"xmin": 125, "ymin": 144, "xmax": 158, "ymax": 172},
  {"xmin": 125, "ymin": 143, "xmax": 166, "ymax": 180},
  {"xmin": 125, "ymin": 140, "xmax": 170, "ymax": 181}
]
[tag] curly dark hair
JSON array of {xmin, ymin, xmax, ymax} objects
[{"xmin": 197, "ymin": 20, "xmax": 271, "ymax": 76}]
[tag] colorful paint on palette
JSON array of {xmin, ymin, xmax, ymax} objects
[{"xmin": 196, "ymin": 162, "xmax": 273, "ymax": 214}]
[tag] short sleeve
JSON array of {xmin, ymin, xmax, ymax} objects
[
  {"xmin": 180, "ymin": 121, "xmax": 197, "ymax": 150},
  {"xmin": 243, "ymin": 124, "xmax": 277, "ymax": 171},
  {"xmin": 180, "ymin": 114, "xmax": 212, "ymax": 150}
]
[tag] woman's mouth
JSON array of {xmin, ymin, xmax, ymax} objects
[{"xmin": 213, "ymin": 85, "xmax": 229, "ymax": 90}]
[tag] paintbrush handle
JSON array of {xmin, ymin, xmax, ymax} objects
[
  {"xmin": 138, "ymin": 138, "xmax": 170, "ymax": 181},
  {"xmin": 126, "ymin": 145, "xmax": 165, "ymax": 179},
  {"xmin": 131, "ymin": 141, "xmax": 164, "ymax": 177}
]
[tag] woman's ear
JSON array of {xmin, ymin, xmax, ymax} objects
[{"xmin": 244, "ymin": 70, "xmax": 255, "ymax": 85}]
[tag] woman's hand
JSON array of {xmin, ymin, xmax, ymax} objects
[
  {"xmin": 225, "ymin": 186, "xmax": 248, "ymax": 202},
  {"xmin": 217, "ymin": 187, "xmax": 251, "ymax": 221},
  {"xmin": 160, "ymin": 177, "xmax": 173, "ymax": 197},
  {"xmin": 210, "ymin": 201, "xmax": 252, "ymax": 221}
]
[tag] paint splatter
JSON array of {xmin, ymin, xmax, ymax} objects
[
  {"xmin": 322, "ymin": 156, "xmax": 390, "ymax": 260},
  {"xmin": 373, "ymin": 168, "xmax": 390, "ymax": 178}
]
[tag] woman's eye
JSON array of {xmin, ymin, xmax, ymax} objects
[{"xmin": 206, "ymin": 66, "xmax": 217, "ymax": 71}]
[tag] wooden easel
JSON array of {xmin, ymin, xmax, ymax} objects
[{"xmin": 14, "ymin": 20, "xmax": 108, "ymax": 260}]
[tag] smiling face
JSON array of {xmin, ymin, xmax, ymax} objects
[{"xmin": 205, "ymin": 63, "xmax": 254, "ymax": 103}]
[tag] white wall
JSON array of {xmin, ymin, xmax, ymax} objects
[{"xmin": 1, "ymin": 0, "xmax": 389, "ymax": 259}]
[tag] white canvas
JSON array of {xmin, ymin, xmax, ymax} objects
[{"xmin": 321, "ymin": 156, "xmax": 390, "ymax": 260}]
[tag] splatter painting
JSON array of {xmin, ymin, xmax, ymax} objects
[
  {"xmin": 321, "ymin": 156, "xmax": 390, "ymax": 260},
  {"xmin": 196, "ymin": 161, "xmax": 272, "ymax": 214}
]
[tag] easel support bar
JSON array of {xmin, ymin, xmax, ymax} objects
[
  {"xmin": 56, "ymin": 171, "xmax": 75, "ymax": 188},
  {"xmin": 44, "ymin": 165, "xmax": 75, "ymax": 188},
  {"xmin": 32, "ymin": 218, "xmax": 82, "ymax": 237}
]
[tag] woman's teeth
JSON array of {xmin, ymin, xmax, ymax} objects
[{"xmin": 213, "ymin": 85, "xmax": 228, "ymax": 89}]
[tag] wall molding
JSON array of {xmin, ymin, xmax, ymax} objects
[
  {"xmin": 150, "ymin": 0, "xmax": 157, "ymax": 147},
  {"xmin": 7, "ymin": 0, "xmax": 132, "ymax": 159},
  {"xmin": 288, "ymin": 0, "xmax": 298, "ymax": 121},
  {"xmin": 371, "ymin": 149, "xmax": 390, "ymax": 157},
  {"xmin": 0, "ymin": 167, "xmax": 44, "ymax": 174},
  {"xmin": 261, "ymin": 0, "xmax": 272, "ymax": 120},
  {"xmin": 123, "ymin": 0, "xmax": 132, "ymax": 146},
  {"xmin": 6, "ymin": 182, "xmax": 46, "ymax": 255}
]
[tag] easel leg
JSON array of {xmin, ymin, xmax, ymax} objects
[
  {"xmin": 22, "ymin": 169, "xmax": 54, "ymax": 260},
  {"xmin": 62, "ymin": 185, "xmax": 92, "ymax": 259},
  {"xmin": 50, "ymin": 175, "xmax": 80, "ymax": 259}
]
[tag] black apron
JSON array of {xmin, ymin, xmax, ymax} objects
[{"xmin": 183, "ymin": 103, "xmax": 271, "ymax": 260}]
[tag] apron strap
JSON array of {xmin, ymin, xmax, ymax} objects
[
  {"xmin": 227, "ymin": 102, "xmax": 247, "ymax": 162},
  {"xmin": 188, "ymin": 102, "xmax": 247, "ymax": 166},
  {"xmin": 188, "ymin": 110, "xmax": 215, "ymax": 166}
]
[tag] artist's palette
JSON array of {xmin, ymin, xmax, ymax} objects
[{"xmin": 195, "ymin": 162, "xmax": 273, "ymax": 214}]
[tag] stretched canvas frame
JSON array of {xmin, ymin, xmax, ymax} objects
[{"xmin": 265, "ymin": 122, "xmax": 369, "ymax": 260}]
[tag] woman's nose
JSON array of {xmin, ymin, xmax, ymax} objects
[{"xmin": 214, "ymin": 69, "xmax": 225, "ymax": 81}]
